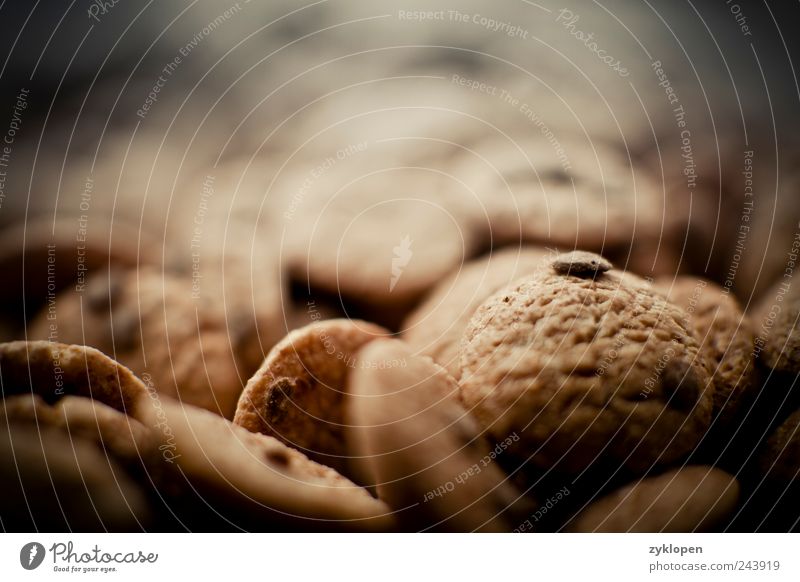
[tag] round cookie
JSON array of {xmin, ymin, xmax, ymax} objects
[
  {"xmin": 752, "ymin": 275, "xmax": 800, "ymax": 375},
  {"xmin": 166, "ymin": 156, "xmax": 288, "ymax": 373},
  {"xmin": 447, "ymin": 133, "xmax": 663, "ymax": 254},
  {"xmin": 0, "ymin": 217, "xmax": 158, "ymax": 330},
  {"xmin": 736, "ymin": 167, "xmax": 800, "ymax": 301},
  {"xmin": 27, "ymin": 268, "xmax": 243, "ymax": 418},
  {"xmin": 459, "ymin": 251, "xmax": 714, "ymax": 476},
  {"xmin": 234, "ymin": 319, "xmax": 389, "ymax": 477},
  {"xmin": 285, "ymin": 163, "xmax": 484, "ymax": 312},
  {"xmin": 758, "ymin": 408, "xmax": 800, "ymax": 491},
  {"xmin": 0, "ymin": 341, "xmax": 156, "ymax": 471},
  {"xmin": 0, "ymin": 341, "xmax": 150, "ymax": 415},
  {"xmin": 0, "ymin": 394, "xmax": 154, "ymax": 468},
  {"xmin": 188, "ymin": 253, "xmax": 284, "ymax": 377},
  {"xmin": 139, "ymin": 398, "xmax": 392, "ymax": 531},
  {"xmin": 741, "ymin": 407, "xmax": 800, "ymax": 531},
  {"xmin": 0, "ymin": 422, "xmax": 152, "ymax": 531},
  {"xmin": 280, "ymin": 76, "xmax": 498, "ymax": 178},
  {"xmin": 565, "ymin": 466, "xmax": 739, "ymax": 532},
  {"xmin": 655, "ymin": 276, "xmax": 756, "ymax": 423},
  {"xmin": 348, "ymin": 339, "xmax": 534, "ymax": 532},
  {"xmin": 401, "ymin": 246, "xmax": 553, "ymax": 377}
]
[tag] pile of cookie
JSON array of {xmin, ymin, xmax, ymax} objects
[
  {"xmin": 5, "ymin": 0, "xmax": 800, "ymax": 535},
  {"xmin": 2, "ymin": 232, "xmax": 799, "ymax": 531}
]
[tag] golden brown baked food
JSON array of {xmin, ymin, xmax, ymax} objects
[
  {"xmin": 141, "ymin": 399, "xmax": 392, "ymax": 531},
  {"xmin": 0, "ymin": 394, "xmax": 154, "ymax": 467},
  {"xmin": 753, "ymin": 275, "xmax": 800, "ymax": 374},
  {"xmin": 566, "ymin": 466, "xmax": 739, "ymax": 532},
  {"xmin": 0, "ymin": 340, "xmax": 150, "ymax": 414},
  {"xmin": 0, "ymin": 422, "xmax": 152, "ymax": 531},
  {"xmin": 655, "ymin": 276, "xmax": 756, "ymax": 423},
  {"xmin": 348, "ymin": 339, "xmax": 534, "ymax": 531},
  {"xmin": 402, "ymin": 246, "xmax": 552, "ymax": 377},
  {"xmin": 234, "ymin": 319, "xmax": 389, "ymax": 476},
  {"xmin": 459, "ymin": 251, "xmax": 714, "ymax": 476},
  {"xmin": 27, "ymin": 269, "xmax": 243, "ymax": 418}
]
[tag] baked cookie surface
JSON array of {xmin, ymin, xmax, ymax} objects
[
  {"xmin": 234, "ymin": 319, "xmax": 389, "ymax": 477},
  {"xmin": 402, "ymin": 246, "xmax": 552, "ymax": 377},
  {"xmin": 348, "ymin": 339, "xmax": 533, "ymax": 531},
  {"xmin": 655, "ymin": 276, "xmax": 756, "ymax": 424},
  {"xmin": 28, "ymin": 269, "xmax": 244, "ymax": 418},
  {"xmin": 459, "ymin": 252, "xmax": 714, "ymax": 475}
]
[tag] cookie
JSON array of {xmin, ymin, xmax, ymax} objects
[
  {"xmin": 284, "ymin": 78, "xmax": 496, "ymax": 170},
  {"xmin": 565, "ymin": 466, "xmax": 739, "ymax": 532},
  {"xmin": 0, "ymin": 217, "xmax": 157, "ymax": 329},
  {"xmin": 234, "ymin": 319, "xmax": 389, "ymax": 477},
  {"xmin": 633, "ymin": 120, "xmax": 747, "ymax": 283},
  {"xmin": 727, "ymin": 406, "xmax": 800, "ymax": 531},
  {"xmin": 348, "ymin": 339, "xmax": 534, "ymax": 532},
  {"xmin": 447, "ymin": 134, "xmax": 663, "ymax": 255},
  {"xmin": 655, "ymin": 276, "xmax": 756, "ymax": 423},
  {"xmin": 179, "ymin": 244, "xmax": 284, "ymax": 380},
  {"xmin": 0, "ymin": 341, "xmax": 150, "ymax": 414},
  {"xmin": 28, "ymin": 268, "xmax": 244, "ymax": 418},
  {"xmin": 401, "ymin": 246, "xmax": 553, "ymax": 377},
  {"xmin": 285, "ymin": 159, "xmax": 485, "ymax": 314},
  {"xmin": 0, "ymin": 394, "xmax": 154, "ymax": 467},
  {"xmin": 736, "ymin": 166, "xmax": 800, "ymax": 301},
  {"xmin": 0, "ymin": 422, "xmax": 152, "ymax": 531},
  {"xmin": 459, "ymin": 251, "xmax": 714, "ymax": 476},
  {"xmin": 758, "ymin": 408, "xmax": 800, "ymax": 490},
  {"xmin": 139, "ymin": 398, "xmax": 392, "ymax": 531},
  {"xmin": 752, "ymin": 275, "xmax": 800, "ymax": 374},
  {"xmin": 166, "ymin": 156, "xmax": 288, "ymax": 372}
]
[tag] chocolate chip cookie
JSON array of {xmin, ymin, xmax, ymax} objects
[
  {"xmin": 402, "ymin": 246, "xmax": 553, "ymax": 377},
  {"xmin": 459, "ymin": 251, "xmax": 714, "ymax": 476},
  {"xmin": 566, "ymin": 466, "xmax": 739, "ymax": 532},
  {"xmin": 234, "ymin": 319, "xmax": 389, "ymax": 477},
  {"xmin": 27, "ymin": 268, "xmax": 243, "ymax": 418},
  {"xmin": 656, "ymin": 276, "xmax": 756, "ymax": 423},
  {"xmin": 140, "ymin": 398, "xmax": 392, "ymax": 530},
  {"xmin": 348, "ymin": 338, "xmax": 534, "ymax": 531}
]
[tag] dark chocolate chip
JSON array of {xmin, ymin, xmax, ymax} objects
[
  {"xmin": 265, "ymin": 377, "xmax": 302, "ymax": 422},
  {"xmin": 265, "ymin": 448, "xmax": 290, "ymax": 467},
  {"xmin": 85, "ymin": 274, "xmax": 123, "ymax": 312},
  {"xmin": 551, "ymin": 251, "xmax": 612, "ymax": 278},
  {"xmin": 661, "ymin": 360, "xmax": 702, "ymax": 412},
  {"xmin": 110, "ymin": 310, "xmax": 140, "ymax": 352}
]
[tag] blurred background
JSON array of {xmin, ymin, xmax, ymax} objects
[{"xmin": 2, "ymin": 0, "xmax": 799, "ymax": 331}]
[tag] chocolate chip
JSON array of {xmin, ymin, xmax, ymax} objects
[
  {"xmin": 228, "ymin": 312, "xmax": 258, "ymax": 351},
  {"xmin": 265, "ymin": 448, "xmax": 290, "ymax": 467},
  {"xmin": 85, "ymin": 274, "xmax": 123, "ymax": 312},
  {"xmin": 265, "ymin": 377, "xmax": 299, "ymax": 422},
  {"xmin": 540, "ymin": 168, "xmax": 572, "ymax": 185},
  {"xmin": 110, "ymin": 310, "xmax": 140, "ymax": 352},
  {"xmin": 661, "ymin": 360, "xmax": 702, "ymax": 412},
  {"xmin": 551, "ymin": 251, "xmax": 612, "ymax": 278}
]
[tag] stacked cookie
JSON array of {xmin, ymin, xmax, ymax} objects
[{"xmin": 5, "ymin": 237, "xmax": 798, "ymax": 532}]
